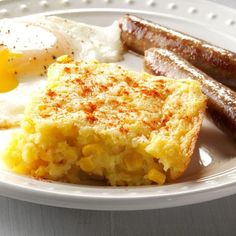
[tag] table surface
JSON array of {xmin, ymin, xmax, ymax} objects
[{"xmin": 1, "ymin": 0, "xmax": 236, "ymax": 235}]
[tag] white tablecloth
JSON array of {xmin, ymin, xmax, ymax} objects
[{"xmin": 0, "ymin": 0, "xmax": 235, "ymax": 235}]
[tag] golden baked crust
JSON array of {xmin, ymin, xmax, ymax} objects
[{"xmin": 3, "ymin": 56, "xmax": 206, "ymax": 185}]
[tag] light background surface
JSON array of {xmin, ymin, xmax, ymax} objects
[{"xmin": 0, "ymin": 0, "xmax": 236, "ymax": 235}]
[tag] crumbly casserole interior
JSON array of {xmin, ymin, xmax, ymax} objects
[{"xmin": 3, "ymin": 56, "xmax": 206, "ymax": 185}]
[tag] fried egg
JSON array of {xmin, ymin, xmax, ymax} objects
[
  {"xmin": 0, "ymin": 16, "xmax": 123, "ymax": 77},
  {"xmin": 0, "ymin": 16, "xmax": 123, "ymax": 128}
]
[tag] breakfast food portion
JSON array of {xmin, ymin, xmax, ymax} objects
[
  {"xmin": 3, "ymin": 56, "xmax": 206, "ymax": 185},
  {"xmin": 0, "ymin": 15, "xmax": 123, "ymax": 129}
]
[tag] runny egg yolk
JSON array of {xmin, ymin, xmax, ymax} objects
[{"xmin": 0, "ymin": 48, "xmax": 19, "ymax": 93}]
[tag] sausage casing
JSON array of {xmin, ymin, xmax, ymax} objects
[
  {"xmin": 144, "ymin": 48, "xmax": 236, "ymax": 139},
  {"xmin": 120, "ymin": 15, "xmax": 236, "ymax": 89}
]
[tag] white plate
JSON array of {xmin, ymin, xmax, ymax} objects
[{"xmin": 0, "ymin": 0, "xmax": 236, "ymax": 211}]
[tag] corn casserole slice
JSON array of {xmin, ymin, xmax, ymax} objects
[{"xmin": 3, "ymin": 56, "xmax": 206, "ymax": 185}]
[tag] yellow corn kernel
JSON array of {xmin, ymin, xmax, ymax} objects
[
  {"xmin": 22, "ymin": 143, "xmax": 39, "ymax": 163},
  {"xmin": 82, "ymin": 144, "xmax": 102, "ymax": 156},
  {"xmin": 35, "ymin": 166, "xmax": 47, "ymax": 177},
  {"xmin": 48, "ymin": 163, "xmax": 66, "ymax": 179},
  {"xmin": 147, "ymin": 168, "xmax": 166, "ymax": 185},
  {"xmin": 56, "ymin": 55, "xmax": 72, "ymax": 63},
  {"xmin": 22, "ymin": 118, "xmax": 35, "ymax": 134},
  {"xmin": 13, "ymin": 164, "xmax": 30, "ymax": 175},
  {"xmin": 78, "ymin": 156, "xmax": 95, "ymax": 172},
  {"xmin": 124, "ymin": 154, "xmax": 143, "ymax": 171}
]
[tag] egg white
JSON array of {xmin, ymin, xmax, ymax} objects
[{"xmin": 0, "ymin": 76, "xmax": 46, "ymax": 128}]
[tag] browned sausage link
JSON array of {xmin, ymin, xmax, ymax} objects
[
  {"xmin": 120, "ymin": 15, "xmax": 236, "ymax": 90},
  {"xmin": 144, "ymin": 48, "xmax": 236, "ymax": 139}
]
